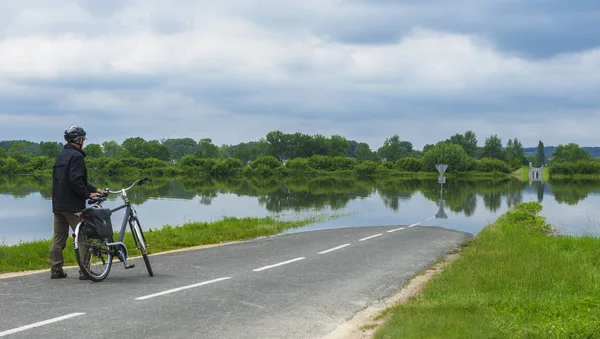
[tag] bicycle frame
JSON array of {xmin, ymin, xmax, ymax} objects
[{"xmin": 73, "ymin": 184, "xmax": 139, "ymax": 251}]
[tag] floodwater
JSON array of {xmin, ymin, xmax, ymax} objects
[{"xmin": 1, "ymin": 176, "xmax": 599, "ymax": 246}]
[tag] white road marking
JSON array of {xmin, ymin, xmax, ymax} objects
[
  {"xmin": 425, "ymin": 216, "xmax": 435, "ymax": 221},
  {"xmin": 253, "ymin": 257, "xmax": 306, "ymax": 272},
  {"xmin": 408, "ymin": 222, "xmax": 422, "ymax": 228},
  {"xmin": 0, "ymin": 313, "xmax": 85, "ymax": 337},
  {"xmin": 135, "ymin": 277, "xmax": 232, "ymax": 301},
  {"xmin": 359, "ymin": 234, "xmax": 382, "ymax": 241},
  {"xmin": 318, "ymin": 244, "xmax": 351, "ymax": 254},
  {"xmin": 387, "ymin": 227, "xmax": 406, "ymax": 233}
]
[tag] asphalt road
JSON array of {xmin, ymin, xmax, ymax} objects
[{"xmin": 0, "ymin": 223, "xmax": 472, "ymax": 339}]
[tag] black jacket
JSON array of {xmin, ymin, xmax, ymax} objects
[{"xmin": 52, "ymin": 144, "xmax": 97, "ymax": 213}]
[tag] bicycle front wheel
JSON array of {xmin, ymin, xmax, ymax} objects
[
  {"xmin": 75, "ymin": 222, "xmax": 113, "ymax": 282},
  {"xmin": 130, "ymin": 217, "xmax": 153, "ymax": 277}
]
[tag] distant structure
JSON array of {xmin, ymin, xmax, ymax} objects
[{"xmin": 529, "ymin": 162, "xmax": 544, "ymax": 183}]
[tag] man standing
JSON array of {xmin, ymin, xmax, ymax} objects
[{"xmin": 50, "ymin": 125, "xmax": 103, "ymax": 279}]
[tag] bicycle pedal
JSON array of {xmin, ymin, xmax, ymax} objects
[{"xmin": 125, "ymin": 264, "xmax": 135, "ymax": 269}]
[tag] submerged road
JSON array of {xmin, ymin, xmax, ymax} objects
[{"xmin": 0, "ymin": 223, "xmax": 472, "ymax": 339}]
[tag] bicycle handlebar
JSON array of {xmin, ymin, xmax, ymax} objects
[
  {"xmin": 86, "ymin": 177, "xmax": 150, "ymax": 206},
  {"xmin": 105, "ymin": 177, "xmax": 150, "ymax": 195}
]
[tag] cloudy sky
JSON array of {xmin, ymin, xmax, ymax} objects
[{"xmin": 1, "ymin": 0, "xmax": 599, "ymax": 150}]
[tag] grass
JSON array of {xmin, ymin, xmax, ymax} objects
[
  {"xmin": 373, "ymin": 202, "xmax": 600, "ymax": 338},
  {"xmin": 0, "ymin": 213, "xmax": 343, "ymax": 274}
]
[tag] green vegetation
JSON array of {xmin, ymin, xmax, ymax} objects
[
  {"xmin": 3, "ymin": 130, "xmax": 599, "ymax": 179},
  {"xmin": 374, "ymin": 202, "xmax": 600, "ymax": 338},
  {"xmin": 0, "ymin": 213, "xmax": 341, "ymax": 274}
]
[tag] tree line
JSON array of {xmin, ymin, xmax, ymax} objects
[{"xmin": 0, "ymin": 130, "xmax": 597, "ymax": 177}]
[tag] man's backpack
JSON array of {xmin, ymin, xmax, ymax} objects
[{"xmin": 81, "ymin": 207, "xmax": 114, "ymax": 239}]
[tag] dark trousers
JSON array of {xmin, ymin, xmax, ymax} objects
[{"xmin": 49, "ymin": 212, "xmax": 80, "ymax": 273}]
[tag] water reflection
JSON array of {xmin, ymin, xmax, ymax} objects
[{"xmin": 2, "ymin": 175, "xmax": 600, "ymax": 245}]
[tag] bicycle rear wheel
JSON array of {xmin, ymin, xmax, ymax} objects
[
  {"xmin": 75, "ymin": 222, "xmax": 113, "ymax": 282},
  {"xmin": 130, "ymin": 217, "xmax": 153, "ymax": 277}
]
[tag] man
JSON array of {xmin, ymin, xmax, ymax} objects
[{"xmin": 50, "ymin": 125, "xmax": 103, "ymax": 279}]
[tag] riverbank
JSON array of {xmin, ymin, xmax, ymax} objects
[
  {"xmin": 369, "ymin": 202, "xmax": 600, "ymax": 338},
  {"xmin": 0, "ymin": 213, "xmax": 342, "ymax": 274}
]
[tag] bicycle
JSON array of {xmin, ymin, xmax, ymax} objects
[{"xmin": 74, "ymin": 177, "xmax": 154, "ymax": 282}]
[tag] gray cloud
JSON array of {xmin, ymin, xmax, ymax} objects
[{"xmin": 0, "ymin": 0, "xmax": 599, "ymax": 150}]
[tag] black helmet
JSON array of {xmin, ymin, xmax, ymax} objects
[{"xmin": 64, "ymin": 125, "xmax": 87, "ymax": 142}]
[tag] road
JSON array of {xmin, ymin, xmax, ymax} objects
[{"xmin": 0, "ymin": 223, "xmax": 472, "ymax": 339}]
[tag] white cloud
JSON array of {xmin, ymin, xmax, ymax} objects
[{"xmin": 0, "ymin": 0, "xmax": 599, "ymax": 148}]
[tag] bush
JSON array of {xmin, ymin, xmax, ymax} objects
[
  {"xmin": 421, "ymin": 142, "xmax": 475, "ymax": 173},
  {"xmin": 140, "ymin": 158, "xmax": 168, "ymax": 169},
  {"xmin": 250, "ymin": 156, "xmax": 281, "ymax": 169},
  {"xmin": 396, "ymin": 157, "xmax": 422, "ymax": 172},
  {"xmin": 0, "ymin": 157, "xmax": 21, "ymax": 175},
  {"xmin": 475, "ymin": 158, "xmax": 512, "ymax": 173},
  {"xmin": 354, "ymin": 161, "xmax": 377, "ymax": 179},
  {"xmin": 285, "ymin": 158, "xmax": 311, "ymax": 171},
  {"xmin": 23, "ymin": 156, "xmax": 53, "ymax": 172},
  {"xmin": 212, "ymin": 158, "xmax": 244, "ymax": 178},
  {"xmin": 307, "ymin": 155, "xmax": 356, "ymax": 171}
]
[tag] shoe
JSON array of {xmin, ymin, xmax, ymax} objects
[
  {"xmin": 79, "ymin": 274, "xmax": 91, "ymax": 281},
  {"xmin": 50, "ymin": 271, "xmax": 67, "ymax": 279}
]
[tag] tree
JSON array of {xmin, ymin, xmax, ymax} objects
[
  {"xmin": 163, "ymin": 138, "xmax": 197, "ymax": 160},
  {"xmin": 328, "ymin": 135, "xmax": 350, "ymax": 157},
  {"xmin": 551, "ymin": 143, "xmax": 592, "ymax": 164},
  {"xmin": 0, "ymin": 147, "xmax": 6, "ymax": 158},
  {"xmin": 423, "ymin": 144, "xmax": 435, "ymax": 153},
  {"xmin": 481, "ymin": 135, "xmax": 503, "ymax": 160},
  {"xmin": 503, "ymin": 138, "xmax": 525, "ymax": 168},
  {"xmin": 421, "ymin": 142, "xmax": 474, "ymax": 173},
  {"xmin": 7, "ymin": 142, "xmax": 30, "ymax": 163},
  {"xmin": 355, "ymin": 143, "xmax": 379, "ymax": 161},
  {"xmin": 536, "ymin": 141, "xmax": 546, "ymax": 167},
  {"xmin": 146, "ymin": 140, "xmax": 171, "ymax": 162},
  {"xmin": 378, "ymin": 135, "xmax": 412, "ymax": 162},
  {"xmin": 446, "ymin": 130, "xmax": 478, "ymax": 158},
  {"xmin": 102, "ymin": 141, "xmax": 124, "ymax": 158},
  {"xmin": 196, "ymin": 138, "xmax": 220, "ymax": 159},
  {"xmin": 462, "ymin": 130, "xmax": 478, "ymax": 157},
  {"xmin": 265, "ymin": 130, "xmax": 289, "ymax": 160},
  {"xmin": 40, "ymin": 142, "xmax": 62, "ymax": 158},
  {"xmin": 83, "ymin": 143, "xmax": 104, "ymax": 158},
  {"xmin": 122, "ymin": 137, "xmax": 149, "ymax": 158}
]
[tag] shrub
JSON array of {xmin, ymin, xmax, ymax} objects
[
  {"xmin": 421, "ymin": 142, "xmax": 475, "ymax": 173},
  {"xmin": 250, "ymin": 156, "xmax": 282, "ymax": 169},
  {"xmin": 356, "ymin": 161, "xmax": 379, "ymax": 179},
  {"xmin": 475, "ymin": 158, "xmax": 512, "ymax": 173},
  {"xmin": 396, "ymin": 157, "xmax": 422, "ymax": 172}
]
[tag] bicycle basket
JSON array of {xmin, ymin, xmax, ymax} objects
[{"xmin": 81, "ymin": 207, "xmax": 114, "ymax": 239}]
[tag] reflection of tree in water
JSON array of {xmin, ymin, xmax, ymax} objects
[
  {"xmin": 534, "ymin": 182, "xmax": 545, "ymax": 203},
  {"xmin": 549, "ymin": 180, "xmax": 600, "ymax": 205},
  {"xmin": 377, "ymin": 180, "xmax": 420, "ymax": 212},
  {"xmin": 482, "ymin": 191, "xmax": 502, "ymax": 212},
  {"xmin": 462, "ymin": 194, "xmax": 477, "ymax": 217},
  {"xmin": 7, "ymin": 174, "xmax": 600, "ymax": 214},
  {"xmin": 421, "ymin": 179, "xmax": 527, "ymax": 215}
]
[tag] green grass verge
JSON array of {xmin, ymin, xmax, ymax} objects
[
  {"xmin": 0, "ymin": 213, "xmax": 343, "ymax": 274},
  {"xmin": 374, "ymin": 202, "xmax": 600, "ymax": 338}
]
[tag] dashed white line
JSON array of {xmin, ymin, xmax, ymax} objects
[
  {"xmin": 408, "ymin": 222, "xmax": 422, "ymax": 228},
  {"xmin": 253, "ymin": 257, "xmax": 306, "ymax": 272},
  {"xmin": 318, "ymin": 244, "xmax": 351, "ymax": 254},
  {"xmin": 359, "ymin": 233, "xmax": 382, "ymax": 242},
  {"xmin": 135, "ymin": 277, "xmax": 232, "ymax": 301},
  {"xmin": 0, "ymin": 313, "xmax": 86, "ymax": 337},
  {"xmin": 387, "ymin": 227, "xmax": 406, "ymax": 233},
  {"xmin": 425, "ymin": 216, "xmax": 435, "ymax": 221}
]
